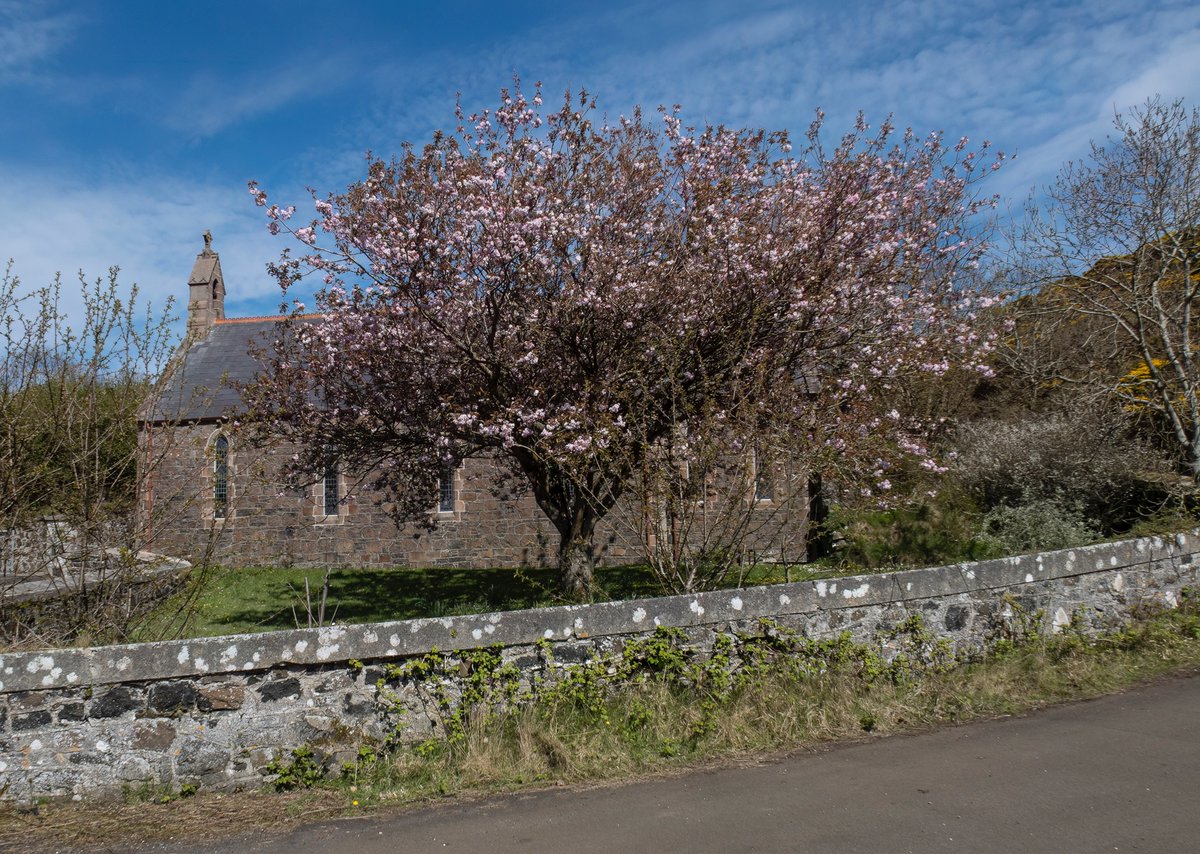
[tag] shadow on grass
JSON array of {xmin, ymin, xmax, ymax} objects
[{"xmin": 178, "ymin": 564, "xmax": 676, "ymax": 637}]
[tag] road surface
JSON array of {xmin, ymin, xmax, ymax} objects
[{"xmin": 143, "ymin": 675, "xmax": 1200, "ymax": 853}]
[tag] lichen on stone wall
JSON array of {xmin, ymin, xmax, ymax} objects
[{"xmin": 0, "ymin": 532, "xmax": 1196, "ymax": 801}]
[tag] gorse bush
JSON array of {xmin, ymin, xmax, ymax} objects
[{"xmin": 1, "ymin": 266, "xmax": 176, "ymax": 526}]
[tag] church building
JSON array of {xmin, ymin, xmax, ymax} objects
[
  {"xmin": 138, "ymin": 234, "xmax": 610, "ymax": 570},
  {"xmin": 138, "ymin": 235, "xmax": 806, "ymax": 572}
]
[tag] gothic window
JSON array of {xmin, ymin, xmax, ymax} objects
[
  {"xmin": 438, "ymin": 464, "xmax": 456, "ymax": 513},
  {"xmin": 753, "ymin": 449, "xmax": 774, "ymax": 502},
  {"xmin": 323, "ymin": 460, "xmax": 339, "ymax": 516},
  {"xmin": 213, "ymin": 434, "xmax": 229, "ymax": 518}
]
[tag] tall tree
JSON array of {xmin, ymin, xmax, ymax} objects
[
  {"xmin": 1013, "ymin": 97, "xmax": 1200, "ymax": 475},
  {"xmin": 244, "ymin": 86, "xmax": 1001, "ymax": 596}
]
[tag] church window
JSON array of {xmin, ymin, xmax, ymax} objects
[
  {"xmin": 323, "ymin": 460, "xmax": 340, "ymax": 516},
  {"xmin": 753, "ymin": 448, "xmax": 774, "ymax": 503},
  {"xmin": 438, "ymin": 464, "xmax": 456, "ymax": 513},
  {"xmin": 213, "ymin": 434, "xmax": 229, "ymax": 518}
]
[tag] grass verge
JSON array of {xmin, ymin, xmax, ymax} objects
[{"xmin": 5, "ymin": 598, "xmax": 1200, "ymax": 852}]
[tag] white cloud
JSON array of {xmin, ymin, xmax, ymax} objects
[
  {"xmin": 1106, "ymin": 30, "xmax": 1200, "ymax": 110},
  {"xmin": 162, "ymin": 52, "xmax": 357, "ymax": 139},
  {"xmin": 0, "ymin": 166, "xmax": 281, "ymax": 328},
  {"xmin": 993, "ymin": 18, "xmax": 1200, "ymax": 201}
]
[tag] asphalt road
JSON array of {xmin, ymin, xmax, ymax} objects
[{"xmin": 148, "ymin": 675, "xmax": 1200, "ymax": 853}]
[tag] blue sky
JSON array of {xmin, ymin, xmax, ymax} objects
[{"xmin": 1, "ymin": 0, "xmax": 1198, "ymax": 327}]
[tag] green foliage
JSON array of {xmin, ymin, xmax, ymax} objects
[
  {"xmin": 6, "ymin": 377, "xmax": 149, "ymax": 517},
  {"xmin": 951, "ymin": 412, "xmax": 1171, "ymax": 533},
  {"xmin": 831, "ymin": 491, "xmax": 999, "ymax": 569},
  {"xmin": 1, "ymin": 265, "xmax": 176, "ymax": 526},
  {"xmin": 340, "ymin": 745, "xmax": 379, "ymax": 782},
  {"xmin": 975, "ymin": 499, "xmax": 1099, "ymax": 555},
  {"xmin": 1127, "ymin": 510, "xmax": 1200, "ymax": 538},
  {"xmin": 379, "ymin": 645, "xmax": 523, "ymax": 746},
  {"xmin": 121, "ymin": 781, "xmax": 198, "ymax": 805},
  {"xmin": 366, "ymin": 618, "xmax": 965, "ymax": 776},
  {"xmin": 822, "ymin": 407, "xmax": 1189, "ymax": 574},
  {"xmin": 987, "ymin": 595, "xmax": 1047, "ymax": 657},
  {"xmin": 265, "ymin": 746, "xmax": 324, "ymax": 791}
]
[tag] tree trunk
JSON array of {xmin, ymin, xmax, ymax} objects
[
  {"xmin": 559, "ymin": 536, "xmax": 596, "ymax": 600},
  {"xmin": 1186, "ymin": 430, "xmax": 1200, "ymax": 482}
]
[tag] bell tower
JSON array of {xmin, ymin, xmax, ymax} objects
[{"xmin": 186, "ymin": 229, "xmax": 225, "ymax": 340}]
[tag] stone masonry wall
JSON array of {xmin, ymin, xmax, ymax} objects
[
  {"xmin": 142, "ymin": 423, "xmax": 643, "ymax": 569},
  {"xmin": 142, "ymin": 423, "xmax": 806, "ymax": 571},
  {"xmin": 1, "ymin": 532, "xmax": 1196, "ymax": 801}
]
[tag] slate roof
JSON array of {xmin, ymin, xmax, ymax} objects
[
  {"xmin": 140, "ymin": 311, "xmax": 819, "ymax": 425},
  {"xmin": 140, "ymin": 318, "xmax": 280, "ymax": 424}
]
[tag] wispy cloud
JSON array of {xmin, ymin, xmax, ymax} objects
[
  {"xmin": 986, "ymin": 9, "xmax": 1200, "ymax": 200},
  {"xmin": 162, "ymin": 52, "xmax": 358, "ymax": 140},
  {"xmin": 327, "ymin": 0, "xmax": 1197, "ymax": 162},
  {"xmin": 0, "ymin": 0, "xmax": 79, "ymax": 83}
]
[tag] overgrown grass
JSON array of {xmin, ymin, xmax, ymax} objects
[
  {"xmin": 8, "ymin": 597, "xmax": 1200, "ymax": 852},
  {"xmin": 135, "ymin": 562, "xmax": 833, "ymax": 641}
]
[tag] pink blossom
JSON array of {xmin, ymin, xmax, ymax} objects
[{"xmin": 242, "ymin": 81, "xmax": 1003, "ymax": 585}]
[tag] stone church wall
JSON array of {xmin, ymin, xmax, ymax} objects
[
  {"xmin": 140, "ymin": 424, "xmax": 803, "ymax": 570},
  {"xmin": 142, "ymin": 423, "xmax": 605, "ymax": 569}
]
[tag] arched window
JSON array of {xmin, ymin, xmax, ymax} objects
[
  {"xmin": 213, "ymin": 434, "xmax": 229, "ymax": 519},
  {"xmin": 438, "ymin": 464, "xmax": 456, "ymax": 513},
  {"xmin": 323, "ymin": 460, "xmax": 339, "ymax": 516},
  {"xmin": 753, "ymin": 447, "xmax": 774, "ymax": 503}
]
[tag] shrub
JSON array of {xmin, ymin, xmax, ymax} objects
[
  {"xmin": 831, "ymin": 490, "xmax": 999, "ymax": 569},
  {"xmin": 975, "ymin": 499, "xmax": 1099, "ymax": 556},
  {"xmin": 951, "ymin": 410, "xmax": 1170, "ymax": 532}
]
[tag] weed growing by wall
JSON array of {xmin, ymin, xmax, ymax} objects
[{"xmin": 318, "ymin": 589, "xmax": 1199, "ymax": 804}]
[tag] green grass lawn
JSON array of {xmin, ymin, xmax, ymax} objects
[{"xmin": 139, "ymin": 562, "xmax": 818, "ymax": 640}]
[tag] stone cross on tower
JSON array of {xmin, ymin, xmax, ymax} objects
[{"xmin": 186, "ymin": 230, "xmax": 226, "ymax": 340}]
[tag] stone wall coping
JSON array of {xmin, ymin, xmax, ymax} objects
[{"xmin": 2, "ymin": 531, "xmax": 1196, "ymax": 695}]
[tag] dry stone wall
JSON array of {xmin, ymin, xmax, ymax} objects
[{"xmin": 1, "ymin": 532, "xmax": 1196, "ymax": 801}]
